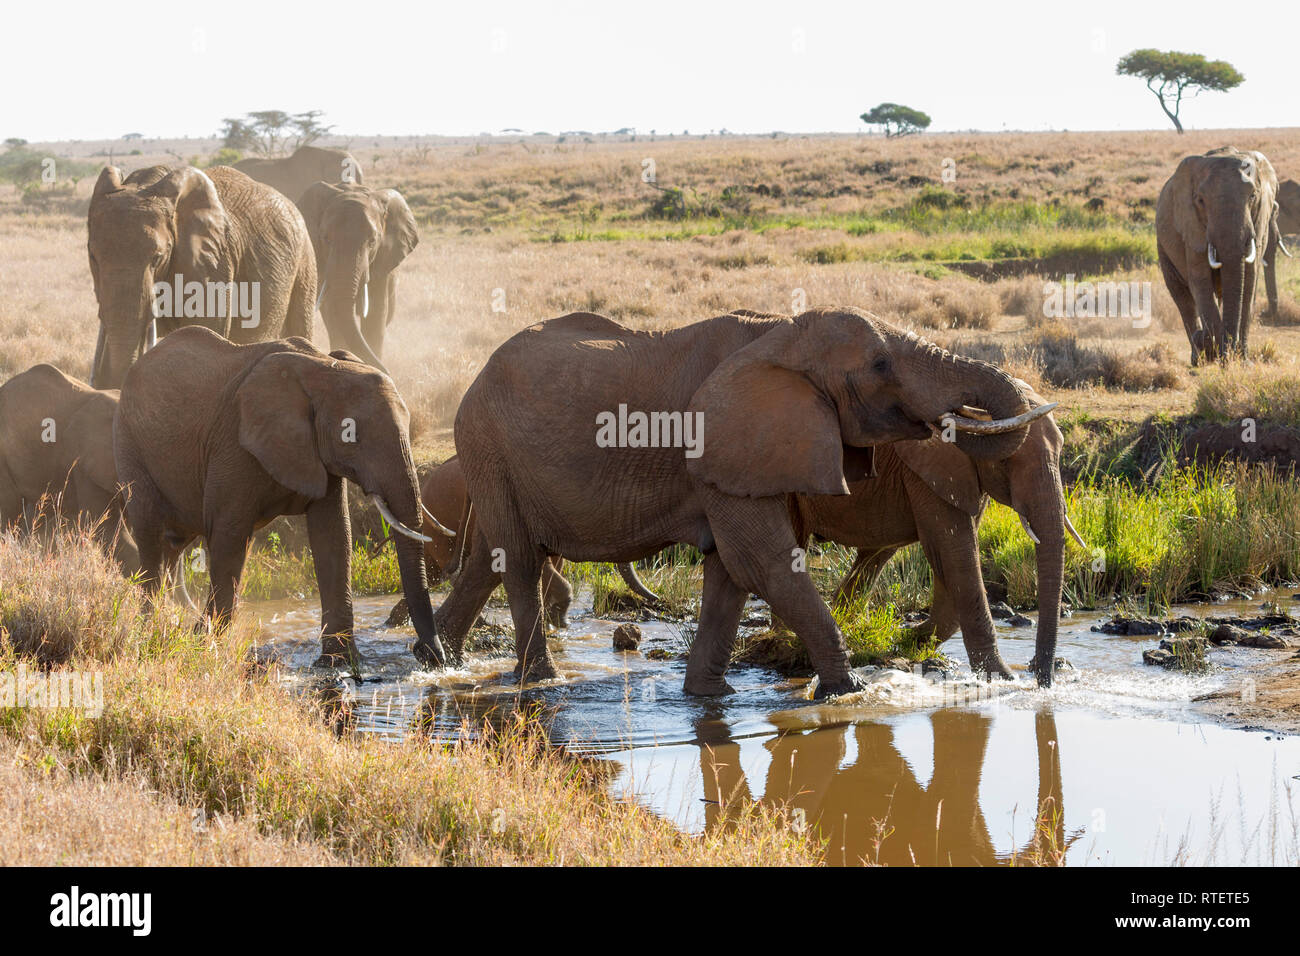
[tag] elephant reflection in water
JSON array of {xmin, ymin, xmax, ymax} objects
[{"xmin": 699, "ymin": 710, "xmax": 1071, "ymax": 866}]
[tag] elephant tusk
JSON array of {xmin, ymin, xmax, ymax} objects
[
  {"xmin": 1207, "ymin": 244, "xmax": 1222, "ymax": 269},
  {"xmin": 942, "ymin": 402, "xmax": 1057, "ymax": 435},
  {"xmin": 419, "ymin": 501, "xmax": 457, "ymax": 538},
  {"xmin": 315, "ymin": 279, "xmax": 327, "ymax": 312},
  {"xmin": 1064, "ymin": 512, "xmax": 1087, "ymax": 549},
  {"xmin": 1245, "ymin": 237, "xmax": 1257, "ymax": 265},
  {"xmin": 371, "ymin": 494, "xmax": 433, "ymax": 543},
  {"xmin": 143, "ymin": 319, "xmax": 157, "ymax": 353},
  {"xmin": 1019, "ymin": 514, "xmax": 1041, "ymax": 545},
  {"xmin": 362, "ymin": 284, "xmax": 370, "ymax": 320},
  {"xmin": 1279, "ymin": 236, "xmax": 1294, "ymax": 259}
]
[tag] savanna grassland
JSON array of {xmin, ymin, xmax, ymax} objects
[{"xmin": 4, "ymin": 128, "xmax": 1300, "ymax": 863}]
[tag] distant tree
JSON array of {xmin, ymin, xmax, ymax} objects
[
  {"xmin": 859, "ymin": 103, "xmax": 931, "ymax": 137},
  {"xmin": 219, "ymin": 110, "xmax": 333, "ymax": 156},
  {"xmin": 4, "ymin": 137, "xmax": 28, "ymax": 151},
  {"xmin": 122, "ymin": 132, "xmax": 144, "ymax": 141},
  {"xmin": 1116, "ymin": 49, "xmax": 1244, "ymax": 133}
]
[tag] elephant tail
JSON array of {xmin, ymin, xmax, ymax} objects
[{"xmin": 446, "ymin": 499, "xmax": 474, "ymax": 585}]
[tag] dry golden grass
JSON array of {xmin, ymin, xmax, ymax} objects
[{"xmin": 0, "ymin": 531, "xmax": 817, "ymax": 865}]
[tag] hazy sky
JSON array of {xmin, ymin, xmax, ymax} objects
[{"xmin": 5, "ymin": 0, "xmax": 1296, "ymax": 142}]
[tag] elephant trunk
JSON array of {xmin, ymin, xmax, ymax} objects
[
  {"xmin": 909, "ymin": 338, "xmax": 1032, "ymax": 460},
  {"xmin": 322, "ymin": 246, "xmax": 388, "ymax": 373},
  {"xmin": 1026, "ymin": 465, "xmax": 1067, "ymax": 688},
  {"xmin": 379, "ymin": 472, "xmax": 445, "ymax": 668},
  {"xmin": 1219, "ymin": 256, "xmax": 1247, "ymax": 355},
  {"xmin": 92, "ymin": 273, "xmax": 155, "ymax": 388}
]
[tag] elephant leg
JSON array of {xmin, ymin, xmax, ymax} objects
[
  {"xmin": 431, "ymin": 524, "xmax": 499, "ymax": 661},
  {"xmin": 684, "ymin": 551, "xmax": 750, "ymax": 696},
  {"xmin": 502, "ymin": 547, "xmax": 558, "ymax": 682},
  {"xmin": 1159, "ymin": 250, "xmax": 1203, "ymax": 364},
  {"xmin": 916, "ymin": 511, "xmax": 1011, "ymax": 679},
  {"xmin": 203, "ymin": 525, "xmax": 251, "ymax": 632},
  {"xmin": 1263, "ymin": 230, "xmax": 1281, "ymax": 319},
  {"xmin": 307, "ymin": 475, "xmax": 359, "ymax": 669},
  {"xmin": 0, "ymin": 464, "xmax": 23, "ymax": 531},
  {"xmin": 832, "ymin": 546, "xmax": 897, "ymax": 607},
  {"xmin": 707, "ymin": 494, "xmax": 860, "ymax": 697},
  {"xmin": 285, "ymin": 263, "xmax": 316, "ymax": 341},
  {"xmin": 1189, "ymin": 276, "xmax": 1225, "ymax": 362},
  {"xmin": 120, "ymin": 471, "xmax": 167, "ymax": 596},
  {"xmin": 540, "ymin": 556, "xmax": 572, "ymax": 629}
]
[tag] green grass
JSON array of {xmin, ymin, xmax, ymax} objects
[{"xmin": 184, "ymin": 533, "xmax": 402, "ymax": 602}]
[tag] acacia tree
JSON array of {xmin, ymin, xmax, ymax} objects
[
  {"xmin": 1116, "ymin": 50, "xmax": 1243, "ymax": 133},
  {"xmin": 219, "ymin": 110, "xmax": 333, "ymax": 156},
  {"xmin": 860, "ymin": 103, "xmax": 931, "ymax": 138}
]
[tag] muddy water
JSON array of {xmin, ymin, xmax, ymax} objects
[{"xmin": 252, "ymin": 592, "xmax": 1300, "ymax": 866}]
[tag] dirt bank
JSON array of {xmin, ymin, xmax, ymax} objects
[{"xmin": 1195, "ymin": 653, "xmax": 1300, "ymax": 734}]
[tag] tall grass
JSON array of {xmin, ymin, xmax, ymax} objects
[{"xmin": 0, "ymin": 532, "xmax": 817, "ymax": 865}]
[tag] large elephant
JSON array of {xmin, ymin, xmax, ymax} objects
[
  {"xmin": 0, "ymin": 364, "xmax": 139, "ymax": 572},
  {"xmin": 417, "ymin": 307, "xmax": 1052, "ymax": 697},
  {"xmin": 87, "ymin": 165, "xmax": 317, "ymax": 389},
  {"xmin": 233, "ymin": 145, "xmax": 363, "ymax": 202},
  {"xmin": 296, "ymin": 182, "xmax": 419, "ymax": 373},
  {"xmin": 792, "ymin": 385, "xmax": 1081, "ymax": 686},
  {"xmin": 413, "ymin": 455, "xmax": 659, "ymax": 627},
  {"xmin": 113, "ymin": 326, "xmax": 452, "ymax": 669},
  {"xmin": 1156, "ymin": 147, "xmax": 1281, "ymax": 363}
]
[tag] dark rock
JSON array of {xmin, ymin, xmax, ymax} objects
[
  {"xmin": 1208, "ymin": 623, "xmax": 1245, "ymax": 645},
  {"xmin": 989, "ymin": 602, "xmax": 1016, "ymax": 621},
  {"xmin": 613, "ymin": 623, "xmax": 642, "ymax": 651},
  {"xmin": 1237, "ymin": 632, "xmax": 1289, "ymax": 649},
  {"xmin": 884, "ymin": 657, "xmax": 912, "ymax": 672},
  {"xmin": 740, "ymin": 612, "xmax": 769, "ymax": 628},
  {"xmin": 1143, "ymin": 647, "xmax": 1176, "ymax": 667},
  {"xmin": 1143, "ymin": 635, "xmax": 1208, "ymax": 668},
  {"xmin": 921, "ymin": 657, "xmax": 956, "ymax": 678},
  {"xmin": 983, "ymin": 581, "xmax": 1008, "ymax": 604},
  {"xmin": 1027, "ymin": 656, "xmax": 1073, "ymax": 676},
  {"xmin": 1094, "ymin": 616, "xmax": 1165, "ymax": 636},
  {"xmin": 1005, "ymin": 612, "xmax": 1034, "ymax": 628},
  {"xmin": 644, "ymin": 648, "xmax": 679, "ymax": 661}
]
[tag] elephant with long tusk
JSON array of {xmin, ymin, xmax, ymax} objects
[
  {"xmin": 421, "ymin": 307, "xmax": 1051, "ymax": 696},
  {"xmin": 792, "ymin": 383, "xmax": 1079, "ymax": 687},
  {"xmin": 1156, "ymin": 146, "xmax": 1282, "ymax": 364},
  {"xmin": 114, "ymin": 327, "xmax": 446, "ymax": 671}
]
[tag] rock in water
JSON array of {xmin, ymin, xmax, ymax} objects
[{"xmin": 613, "ymin": 623, "xmax": 642, "ymax": 651}]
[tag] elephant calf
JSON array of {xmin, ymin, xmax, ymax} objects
[
  {"xmin": 113, "ymin": 326, "xmax": 453, "ymax": 668},
  {"xmin": 793, "ymin": 386, "xmax": 1082, "ymax": 686},
  {"xmin": 0, "ymin": 364, "xmax": 138, "ymax": 571}
]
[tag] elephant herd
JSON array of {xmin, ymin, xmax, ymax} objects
[{"xmin": 3, "ymin": 142, "xmax": 1293, "ymax": 700}]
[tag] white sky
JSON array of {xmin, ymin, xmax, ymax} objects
[{"xmin": 4, "ymin": 0, "xmax": 1296, "ymax": 142}]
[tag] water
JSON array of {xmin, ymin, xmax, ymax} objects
[{"xmin": 251, "ymin": 591, "xmax": 1300, "ymax": 866}]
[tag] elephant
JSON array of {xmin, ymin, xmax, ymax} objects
[
  {"xmin": 792, "ymin": 384, "xmax": 1082, "ymax": 686},
  {"xmin": 233, "ymin": 145, "xmax": 363, "ymax": 202},
  {"xmin": 113, "ymin": 326, "xmax": 453, "ymax": 669},
  {"xmin": 86, "ymin": 164, "xmax": 317, "ymax": 389},
  {"xmin": 296, "ymin": 182, "xmax": 419, "ymax": 373},
  {"xmin": 416, "ymin": 307, "xmax": 1053, "ymax": 697},
  {"xmin": 1156, "ymin": 147, "xmax": 1281, "ymax": 363},
  {"xmin": 1277, "ymin": 179, "xmax": 1300, "ymax": 238},
  {"xmin": 0, "ymin": 364, "xmax": 139, "ymax": 572},
  {"xmin": 409, "ymin": 455, "xmax": 660, "ymax": 628}
]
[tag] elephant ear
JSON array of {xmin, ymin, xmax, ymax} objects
[
  {"xmin": 686, "ymin": 359, "xmax": 848, "ymax": 497},
  {"xmin": 379, "ymin": 190, "xmax": 419, "ymax": 266},
  {"xmin": 236, "ymin": 352, "xmax": 329, "ymax": 499},
  {"xmin": 150, "ymin": 168, "xmax": 229, "ymax": 278},
  {"xmin": 92, "ymin": 166, "xmax": 123, "ymax": 199},
  {"xmin": 894, "ymin": 437, "xmax": 983, "ymax": 517},
  {"xmin": 1172, "ymin": 156, "xmax": 1208, "ymax": 243}
]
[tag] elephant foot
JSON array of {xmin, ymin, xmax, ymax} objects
[
  {"xmin": 385, "ymin": 597, "xmax": 410, "ymax": 628},
  {"xmin": 812, "ymin": 669, "xmax": 869, "ymax": 700},
  {"xmin": 314, "ymin": 644, "xmax": 362, "ymax": 673},
  {"xmin": 969, "ymin": 649, "xmax": 1014, "ymax": 681},
  {"xmin": 412, "ymin": 635, "xmax": 449, "ymax": 669},
  {"xmin": 683, "ymin": 675, "xmax": 736, "ymax": 697},
  {"xmin": 514, "ymin": 656, "xmax": 560, "ymax": 683}
]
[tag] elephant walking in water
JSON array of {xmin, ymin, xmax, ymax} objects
[
  {"xmin": 86, "ymin": 165, "xmax": 317, "ymax": 389},
  {"xmin": 1155, "ymin": 147, "xmax": 1284, "ymax": 363},
  {"xmin": 114, "ymin": 327, "xmax": 452, "ymax": 669},
  {"xmin": 416, "ymin": 307, "xmax": 1052, "ymax": 697},
  {"xmin": 793, "ymin": 385, "xmax": 1080, "ymax": 686},
  {"xmin": 296, "ymin": 182, "xmax": 420, "ymax": 373}
]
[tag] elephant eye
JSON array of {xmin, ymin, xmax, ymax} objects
[{"xmin": 872, "ymin": 356, "xmax": 891, "ymax": 374}]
